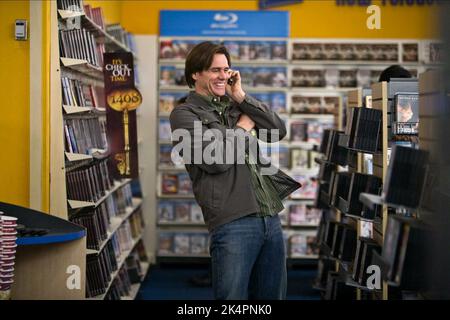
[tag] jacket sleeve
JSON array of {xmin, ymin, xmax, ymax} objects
[
  {"xmin": 237, "ymin": 94, "xmax": 287, "ymax": 142},
  {"xmin": 169, "ymin": 106, "xmax": 258, "ymax": 175}
]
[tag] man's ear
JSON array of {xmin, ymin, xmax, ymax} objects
[{"xmin": 192, "ymin": 73, "xmax": 198, "ymax": 81}]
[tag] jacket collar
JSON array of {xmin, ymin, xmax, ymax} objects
[{"xmin": 186, "ymin": 91, "xmax": 232, "ymax": 112}]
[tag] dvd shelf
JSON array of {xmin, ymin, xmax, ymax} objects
[
  {"xmin": 156, "ymin": 36, "xmax": 440, "ymax": 264},
  {"xmin": 313, "ymin": 73, "xmax": 434, "ymax": 300},
  {"xmin": 313, "ymin": 88, "xmax": 384, "ymax": 300},
  {"xmin": 50, "ymin": 0, "xmax": 149, "ymax": 299}
]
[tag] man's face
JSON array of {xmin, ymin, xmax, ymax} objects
[{"xmin": 193, "ymin": 54, "xmax": 230, "ymax": 97}]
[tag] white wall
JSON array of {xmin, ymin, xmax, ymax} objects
[{"xmin": 135, "ymin": 35, "xmax": 158, "ymax": 263}]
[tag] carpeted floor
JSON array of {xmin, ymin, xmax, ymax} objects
[{"xmin": 136, "ymin": 263, "xmax": 321, "ymax": 300}]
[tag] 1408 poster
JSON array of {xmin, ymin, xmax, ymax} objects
[{"xmin": 103, "ymin": 52, "xmax": 142, "ymax": 179}]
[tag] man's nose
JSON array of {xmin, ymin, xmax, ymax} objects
[{"xmin": 219, "ymin": 69, "xmax": 229, "ymax": 78}]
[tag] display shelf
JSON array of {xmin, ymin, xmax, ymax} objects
[
  {"xmin": 1, "ymin": 202, "xmax": 86, "ymax": 246},
  {"xmin": 338, "ymin": 260, "xmax": 352, "ymax": 273},
  {"xmin": 65, "ymin": 152, "xmax": 93, "ymax": 162},
  {"xmin": 359, "ymin": 192, "xmax": 384, "ymax": 211},
  {"xmin": 319, "ymin": 243, "xmax": 332, "ymax": 257},
  {"xmin": 86, "ymin": 198, "xmax": 143, "ymax": 255},
  {"xmin": 337, "ymin": 134, "xmax": 350, "ymax": 148},
  {"xmin": 63, "ymin": 106, "xmax": 106, "ymax": 115},
  {"xmin": 58, "ymin": 9, "xmax": 136, "ymax": 56},
  {"xmin": 53, "ymin": 2, "xmax": 147, "ymax": 301},
  {"xmin": 60, "ymin": 67, "xmax": 104, "ymax": 89},
  {"xmin": 64, "ymin": 158, "xmax": 95, "ymax": 173},
  {"xmin": 63, "ymin": 105, "xmax": 93, "ymax": 114},
  {"xmin": 88, "ymin": 232, "xmax": 144, "ymax": 300},
  {"xmin": 344, "ymin": 272, "xmax": 382, "ymax": 292},
  {"xmin": 67, "ymin": 199, "xmax": 95, "ymax": 210},
  {"xmin": 343, "ymin": 212, "xmax": 377, "ymax": 222},
  {"xmin": 336, "ymin": 197, "xmax": 349, "ymax": 215},
  {"xmin": 345, "ymin": 146, "xmax": 382, "ymax": 156},
  {"xmin": 57, "ymin": 8, "xmax": 83, "ymax": 19},
  {"xmin": 319, "ymin": 190, "xmax": 331, "ymax": 206},
  {"xmin": 359, "ymin": 192, "xmax": 418, "ymax": 212},
  {"xmin": 67, "ymin": 178, "xmax": 132, "ymax": 210},
  {"xmin": 60, "ymin": 57, "xmax": 103, "ymax": 80},
  {"xmin": 64, "ymin": 149, "xmax": 108, "ymax": 163},
  {"xmin": 121, "ymin": 283, "xmax": 140, "ymax": 301},
  {"xmin": 121, "ymin": 261, "xmax": 151, "ymax": 301}
]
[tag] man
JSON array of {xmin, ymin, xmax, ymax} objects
[
  {"xmin": 378, "ymin": 65, "xmax": 412, "ymax": 82},
  {"xmin": 169, "ymin": 42, "xmax": 300, "ymax": 300}
]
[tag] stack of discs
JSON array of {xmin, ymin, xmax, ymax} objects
[{"xmin": 0, "ymin": 213, "xmax": 18, "ymax": 299}]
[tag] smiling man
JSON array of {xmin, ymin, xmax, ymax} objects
[{"xmin": 169, "ymin": 41, "xmax": 300, "ymax": 300}]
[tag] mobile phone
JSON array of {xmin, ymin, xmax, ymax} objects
[{"xmin": 228, "ymin": 71, "xmax": 236, "ymax": 86}]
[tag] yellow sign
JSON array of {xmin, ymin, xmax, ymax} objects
[{"xmin": 106, "ymin": 88, "xmax": 142, "ymax": 112}]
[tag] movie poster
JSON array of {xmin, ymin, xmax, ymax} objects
[{"xmin": 103, "ymin": 52, "xmax": 142, "ymax": 179}]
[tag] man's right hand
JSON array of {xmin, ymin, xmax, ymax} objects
[{"xmin": 236, "ymin": 114, "xmax": 255, "ymax": 132}]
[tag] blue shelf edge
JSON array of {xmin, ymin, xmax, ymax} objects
[
  {"xmin": 0, "ymin": 201, "xmax": 86, "ymax": 246},
  {"xmin": 16, "ymin": 230, "xmax": 86, "ymax": 245}
]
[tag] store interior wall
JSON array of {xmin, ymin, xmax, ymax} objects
[
  {"xmin": 0, "ymin": 1, "xmax": 30, "ymax": 208},
  {"xmin": 117, "ymin": 0, "xmax": 438, "ymax": 39},
  {"xmin": 84, "ymin": 0, "xmax": 122, "ymax": 24}
]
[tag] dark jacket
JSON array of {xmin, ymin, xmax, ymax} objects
[{"xmin": 169, "ymin": 92, "xmax": 300, "ymax": 232}]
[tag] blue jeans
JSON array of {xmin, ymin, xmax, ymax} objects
[{"xmin": 209, "ymin": 214, "xmax": 287, "ymax": 300}]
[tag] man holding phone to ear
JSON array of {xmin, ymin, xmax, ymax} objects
[{"xmin": 170, "ymin": 41, "xmax": 300, "ymax": 300}]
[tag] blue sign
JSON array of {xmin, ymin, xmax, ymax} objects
[
  {"xmin": 259, "ymin": 0, "xmax": 303, "ymax": 9},
  {"xmin": 160, "ymin": 10, "xmax": 289, "ymax": 38}
]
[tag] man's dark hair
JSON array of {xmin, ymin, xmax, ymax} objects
[
  {"xmin": 378, "ymin": 65, "xmax": 412, "ymax": 82},
  {"xmin": 185, "ymin": 41, "xmax": 231, "ymax": 88}
]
